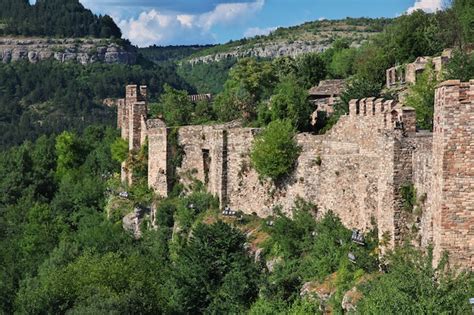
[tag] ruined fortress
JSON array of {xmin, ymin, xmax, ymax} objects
[{"xmin": 117, "ymin": 81, "xmax": 474, "ymax": 271}]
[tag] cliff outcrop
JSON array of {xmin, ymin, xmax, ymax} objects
[
  {"xmin": 0, "ymin": 37, "xmax": 137, "ymax": 65},
  {"xmin": 188, "ymin": 40, "xmax": 332, "ymax": 64}
]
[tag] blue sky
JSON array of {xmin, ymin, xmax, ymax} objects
[{"xmin": 76, "ymin": 0, "xmax": 444, "ymax": 47}]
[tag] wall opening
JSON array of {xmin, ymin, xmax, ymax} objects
[{"xmin": 202, "ymin": 149, "xmax": 211, "ymax": 186}]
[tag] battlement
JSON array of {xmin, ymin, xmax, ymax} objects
[
  {"xmin": 349, "ymin": 98, "xmax": 416, "ymax": 133},
  {"xmin": 117, "ymin": 82, "xmax": 473, "ymax": 271},
  {"xmin": 435, "ymin": 80, "xmax": 474, "ymax": 105},
  {"xmin": 126, "ymin": 84, "xmax": 147, "ymax": 102}
]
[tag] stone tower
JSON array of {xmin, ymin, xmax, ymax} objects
[
  {"xmin": 431, "ymin": 80, "xmax": 474, "ymax": 270},
  {"xmin": 117, "ymin": 84, "xmax": 148, "ymax": 183}
]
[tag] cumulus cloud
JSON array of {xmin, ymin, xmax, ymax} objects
[
  {"xmin": 244, "ymin": 26, "xmax": 277, "ymax": 38},
  {"xmin": 198, "ymin": 0, "xmax": 264, "ymax": 30},
  {"xmin": 407, "ymin": 0, "xmax": 443, "ymax": 14},
  {"xmin": 117, "ymin": 0, "xmax": 265, "ymax": 46}
]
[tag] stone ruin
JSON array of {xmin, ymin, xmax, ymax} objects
[
  {"xmin": 117, "ymin": 81, "xmax": 474, "ymax": 271},
  {"xmin": 386, "ymin": 49, "xmax": 453, "ymax": 89},
  {"xmin": 308, "ymin": 79, "xmax": 346, "ymax": 125}
]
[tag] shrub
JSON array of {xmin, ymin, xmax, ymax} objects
[
  {"xmin": 110, "ymin": 137, "xmax": 128, "ymax": 163},
  {"xmin": 250, "ymin": 119, "xmax": 301, "ymax": 182},
  {"xmin": 356, "ymin": 245, "xmax": 474, "ymax": 314},
  {"xmin": 400, "ymin": 182, "xmax": 417, "ymax": 212}
]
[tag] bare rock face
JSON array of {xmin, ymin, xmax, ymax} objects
[
  {"xmin": 188, "ymin": 40, "xmax": 355, "ymax": 64},
  {"xmin": 0, "ymin": 37, "xmax": 137, "ymax": 65},
  {"xmin": 341, "ymin": 287, "xmax": 362, "ymax": 313}
]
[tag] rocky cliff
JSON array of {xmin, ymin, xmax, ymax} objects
[
  {"xmin": 0, "ymin": 37, "xmax": 137, "ymax": 65},
  {"xmin": 188, "ymin": 40, "xmax": 332, "ymax": 64}
]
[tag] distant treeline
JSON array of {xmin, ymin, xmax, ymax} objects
[
  {"xmin": 0, "ymin": 60, "xmax": 192, "ymax": 149},
  {"xmin": 0, "ymin": 0, "xmax": 121, "ymax": 38}
]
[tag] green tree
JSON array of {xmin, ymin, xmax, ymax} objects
[
  {"xmin": 296, "ymin": 53, "xmax": 327, "ymax": 89},
  {"xmin": 159, "ymin": 84, "xmax": 193, "ymax": 126},
  {"xmin": 251, "ymin": 119, "xmax": 301, "ymax": 181},
  {"xmin": 110, "ymin": 137, "xmax": 128, "ymax": 163},
  {"xmin": 452, "ymin": 0, "xmax": 474, "ymax": 45},
  {"xmin": 405, "ymin": 63, "xmax": 438, "ymax": 130},
  {"xmin": 444, "ymin": 49, "xmax": 474, "ymax": 82},
  {"xmin": 213, "ymin": 58, "xmax": 277, "ymax": 122},
  {"xmin": 167, "ymin": 221, "xmax": 260, "ymax": 314},
  {"xmin": 55, "ymin": 131, "xmax": 84, "ymax": 178},
  {"xmin": 269, "ymin": 76, "xmax": 313, "ymax": 131},
  {"xmin": 357, "ymin": 245, "xmax": 474, "ymax": 314},
  {"xmin": 329, "ymin": 48, "xmax": 357, "ymax": 78}
]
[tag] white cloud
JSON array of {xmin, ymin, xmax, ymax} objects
[
  {"xmin": 198, "ymin": 0, "xmax": 264, "ymax": 31},
  {"xmin": 244, "ymin": 26, "xmax": 277, "ymax": 38},
  {"xmin": 407, "ymin": 0, "xmax": 442, "ymax": 14},
  {"xmin": 117, "ymin": 0, "xmax": 265, "ymax": 47}
]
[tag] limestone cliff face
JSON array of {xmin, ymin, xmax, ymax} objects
[
  {"xmin": 188, "ymin": 40, "xmax": 363, "ymax": 64},
  {"xmin": 0, "ymin": 37, "xmax": 137, "ymax": 65}
]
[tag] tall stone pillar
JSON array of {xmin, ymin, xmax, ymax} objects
[{"xmin": 431, "ymin": 80, "xmax": 474, "ymax": 271}]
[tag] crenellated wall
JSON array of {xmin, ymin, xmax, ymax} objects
[{"xmin": 118, "ymin": 81, "xmax": 474, "ymax": 271}]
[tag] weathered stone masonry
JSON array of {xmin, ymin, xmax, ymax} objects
[{"xmin": 117, "ymin": 82, "xmax": 474, "ymax": 271}]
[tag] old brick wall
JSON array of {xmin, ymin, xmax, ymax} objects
[
  {"xmin": 117, "ymin": 81, "xmax": 472, "ymax": 270},
  {"xmin": 431, "ymin": 80, "xmax": 474, "ymax": 271},
  {"xmin": 411, "ymin": 133, "xmax": 433, "ymax": 247}
]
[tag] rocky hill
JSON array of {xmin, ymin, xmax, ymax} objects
[
  {"xmin": 0, "ymin": 37, "xmax": 137, "ymax": 65},
  {"xmin": 187, "ymin": 17, "xmax": 392, "ymax": 63}
]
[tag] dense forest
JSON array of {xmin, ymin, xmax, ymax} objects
[
  {"xmin": 0, "ymin": 0, "xmax": 121, "ymax": 38},
  {"xmin": 0, "ymin": 0, "xmax": 473, "ymax": 313},
  {"xmin": 0, "ymin": 125, "xmax": 471, "ymax": 314},
  {"xmin": 0, "ymin": 60, "xmax": 192, "ymax": 149}
]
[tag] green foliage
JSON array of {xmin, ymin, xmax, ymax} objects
[
  {"xmin": 357, "ymin": 245, "xmax": 474, "ymax": 314},
  {"xmin": 110, "ymin": 137, "xmax": 128, "ymax": 163},
  {"xmin": 295, "ymin": 52, "xmax": 327, "ymax": 89},
  {"xmin": 452, "ymin": 0, "xmax": 474, "ymax": 45},
  {"xmin": 125, "ymin": 141, "xmax": 148, "ymax": 180},
  {"xmin": 341, "ymin": 76, "xmax": 382, "ymax": 105},
  {"xmin": 251, "ymin": 119, "xmax": 301, "ymax": 181},
  {"xmin": 175, "ymin": 190, "xmax": 219, "ymax": 231},
  {"xmin": 213, "ymin": 58, "xmax": 277, "ymax": 122},
  {"xmin": 139, "ymin": 45, "xmax": 214, "ymax": 63},
  {"xmin": 55, "ymin": 131, "xmax": 84, "ymax": 179},
  {"xmin": 380, "ymin": 11, "xmax": 444, "ymax": 63},
  {"xmin": 178, "ymin": 58, "xmax": 237, "ymax": 94},
  {"xmin": 400, "ymin": 182, "xmax": 417, "ymax": 212},
  {"xmin": 159, "ymin": 84, "xmax": 193, "ymax": 126},
  {"xmin": 0, "ymin": 61, "xmax": 190, "ymax": 149},
  {"xmin": 188, "ymin": 17, "xmax": 391, "ymax": 60},
  {"xmin": 0, "ymin": 0, "xmax": 121, "ymax": 38},
  {"xmin": 268, "ymin": 75, "xmax": 313, "ymax": 131},
  {"xmin": 405, "ymin": 63, "xmax": 438, "ymax": 130},
  {"xmin": 166, "ymin": 221, "xmax": 260, "ymax": 314},
  {"xmin": 444, "ymin": 49, "xmax": 474, "ymax": 82},
  {"xmin": 329, "ymin": 48, "xmax": 357, "ymax": 78}
]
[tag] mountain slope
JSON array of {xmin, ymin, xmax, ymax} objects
[
  {"xmin": 186, "ymin": 17, "xmax": 392, "ymax": 63},
  {"xmin": 0, "ymin": 0, "xmax": 121, "ymax": 38}
]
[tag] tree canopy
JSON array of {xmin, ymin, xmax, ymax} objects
[{"xmin": 0, "ymin": 0, "xmax": 122, "ymax": 38}]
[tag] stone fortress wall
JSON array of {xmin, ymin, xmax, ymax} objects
[{"xmin": 117, "ymin": 81, "xmax": 474, "ymax": 271}]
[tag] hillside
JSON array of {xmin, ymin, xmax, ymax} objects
[
  {"xmin": 139, "ymin": 45, "xmax": 215, "ymax": 63},
  {"xmin": 0, "ymin": 37, "xmax": 136, "ymax": 65},
  {"xmin": 0, "ymin": 0, "xmax": 121, "ymax": 38},
  {"xmin": 186, "ymin": 17, "xmax": 392, "ymax": 63}
]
